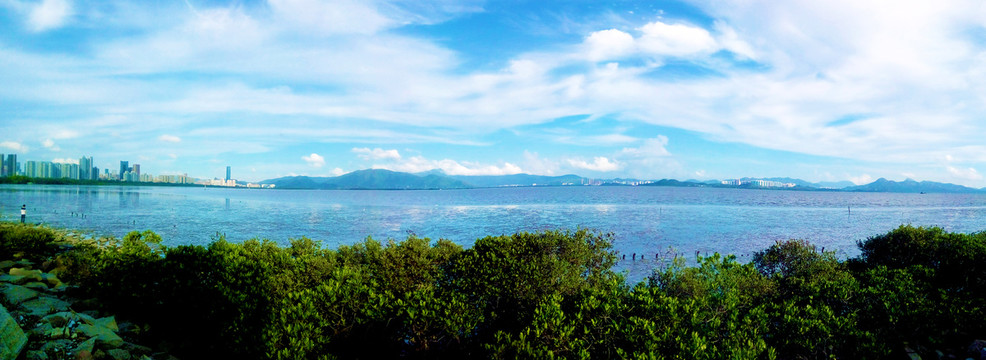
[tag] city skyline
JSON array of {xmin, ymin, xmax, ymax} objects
[{"xmin": 3, "ymin": 1, "xmax": 986, "ymax": 185}]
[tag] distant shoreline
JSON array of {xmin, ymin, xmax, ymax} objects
[{"xmin": 3, "ymin": 175, "xmax": 984, "ymax": 194}]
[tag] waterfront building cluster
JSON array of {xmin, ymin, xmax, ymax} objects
[
  {"xmin": 0, "ymin": 153, "xmax": 273, "ymax": 188},
  {"xmin": 721, "ymin": 179, "xmax": 796, "ymax": 188}
]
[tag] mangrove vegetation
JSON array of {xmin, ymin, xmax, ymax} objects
[{"xmin": 1, "ymin": 223, "xmax": 985, "ymax": 359}]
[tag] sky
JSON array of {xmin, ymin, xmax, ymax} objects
[{"xmin": 2, "ymin": 0, "xmax": 986, "ymax": 186}]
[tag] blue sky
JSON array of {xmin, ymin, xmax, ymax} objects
[{"xmin": 3, "ymin": 0, "xmax": 986, "ymax": 186}]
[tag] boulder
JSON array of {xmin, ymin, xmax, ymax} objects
[
  {"xmin": 75, "ymin": 324, "xmax": 124, "ymax": 349},
  {"xmin": 40, "ymin": 273, "xmax": 62, "ymax": 289},
  {"xmin": 19, "ymin": 296, "xmax": 71, "ymax": 317},
  {"xmin": 74, "ymin": 337, "xmax": 96, "ymax": 355},
  {"xmin": 25, "ymin": 350, "xmax": 48, "ymax": 360},
  {"xmin": 95, "ymin": 316, "xmax": 118, "ymax": 331},
  {"xmin": 40, "ymin": 339, "xmax": 75, "ymax": 357},
  {"xmin": 8, "ymin": 268, "xmax": 43, "ymax": 282},
  {"xmin": 44, "ymin": 327, "xmax": 71, "ymax": 339},
  {"xmin": 106, "ymin": 348, "xmax": 132, "ymax": 360},
  {"xmin": 121, "ymin": 342, "xmax": 152, "ymax": 356},
  {"xmin": 23, "ymin": 282, "xmax": 48, "ymax": 291},
  {"xmin": 28, "ymin": 322, "xmax": 53, "ymax": 337},
  {"xmin": 74, "ymin": 350, "xmax": 92, "ymax": 360},
  {"xmin": 0, "ymin": 304, "xmax": 27, "ymax": 360},
  {"xmin": 0, "ymin": 276, "xmax": 22, "ymax": 285},
  {"xmin": 1, "ymin": 284, "xmax": 39, "ymax": 305},
  {"xmin": 43, "ymin": 312, "xmax": 97, "ymax": 328}
]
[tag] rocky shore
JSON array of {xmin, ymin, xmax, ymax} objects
[{"xmin": 0, "ymin": 257, "xmax": 171, "ymax": 360}]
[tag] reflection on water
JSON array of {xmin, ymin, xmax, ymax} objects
[{"xmin": 3, "ymin": 185, "xmax": 986, "ymax": 281}]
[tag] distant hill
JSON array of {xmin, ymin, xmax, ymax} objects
[
  {"xmin": 844, "ymin": 178, "xmax": 983, "ymax": 193},
  {"xmin": 261, "ymin": 169, "xmax": 471, "ymax": 190},
  {"xmin": 815, "ymin": 180, "xmax": 856, "ymax": 189},
  {"xmin": 450, "ymin": 174, "xmax": 585, "ymax": 187},
  {"xmin": 260, "ymin": 169, "xmax": 981, "ymax": 193},
  {"xmin": 739, "ymin": 177, "xmax": 854, "ymax": 189},
  {"xmin": 640, "ymin": 179, "xmax": 707, "ymax": 187}
]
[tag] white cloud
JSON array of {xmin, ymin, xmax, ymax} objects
[
  {"xmin": 637, "ymin": 21, "xmax": 718, "ymax": 57},
  {"xmin": 302, "ymin": 153, "xmax": 325, "ymax": 168},
  {"xmin": 52, "ymin": 158, "xmax": 77, "ymax": 164},
  {"xmin": 521, "ymin": 151, "xmax": 560, "ymax": 176},
  {"xmin": 566, "ymin": 157, "xmax": 621, "ymax": 172},
  {"xmin": 4, "ymin": 1, "xmax": 986, "ymax": 185},
  {"xmin": 371, "ymin": 154, "xmax": 524, "ymax": 176},
  {"xmin": 28, "ymin": 0, "xmax": 72, "ymax": 32},
  {"xmin": 330, "ymin": 167, "xmax": 346, "ymax": 176},
  {"xmin": 268, "ymin": 0, "xmax": 393, "ymax": 35},
  {"xmin": 41, "ymin": 138, "xmax": 60, "ymax": 151},
  {"xmin": 585, "ymin": 29, "xmax": 636, "ymax": 61},
  {"xmin": 352, "ymin": 147, "xmax": 401, "ymax": 160},
  {"xmin": 849, "ymin": 174, "xmax": 874, "ymax": 185},
  {"xmin": 0, "ymin": 141, "xmax": 28, "ymax": 152},
  {"xmin": 158, "ymin": 134, "xmax": 182, "ymax": 143},
  {"xmin": 947, "ymin": 166, "xmax": 983, "ymax": 181},
  {"xmin": 621, "ymin": 136, "xmax": 671, "ymax": 158}
]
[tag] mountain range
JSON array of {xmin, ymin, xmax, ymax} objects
[{"xmin": 260, "ymin": 169, "xmax": 986, "ymax": 193}]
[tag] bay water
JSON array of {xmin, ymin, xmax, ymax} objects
[{"xmin": 2, "ymin": 184, "xmax": 985, "ymax": 280}]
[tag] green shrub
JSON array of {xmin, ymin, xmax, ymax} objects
[{"xmin": 0, "ymin": 223, "xmax": 61, "ymax": 260}]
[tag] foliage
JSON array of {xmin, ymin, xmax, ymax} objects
[
  {"xmin": 5, "ymin": 222, "xmax": 986, "ymax": 359},
  {"xmin": 0, "ymin": 222, "xmax": 62, "ymax": 260}
]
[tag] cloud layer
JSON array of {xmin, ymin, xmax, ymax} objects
[{"xmin": 0, "ymin": 0, "xmax": 984, "ymax": 185}]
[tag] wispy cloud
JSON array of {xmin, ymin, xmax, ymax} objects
[
  {"xmin": 302, "ymin": 153, "xmax": 325, "ymax": 168},
  {"xmin": 41, "ymin": 138, "xmax": 60, "ymax": 151},
  {"xmin": 0, "ymin": 141, "xmax": 28, "ymax": 152},
  {"xmin": 3, "ymin": 1, "xmax": 986, "ymax": 185},
  {"xmin": 28, "ymin": 0, "xmax": 73, "ymax": 32},
  {"xmin": 158, "ymin": 134, "xmax": 182, "ymax": 143},
  {"xmin": 566, "ymin": 157, "xmax": 621, "ymax": 172},
  {"xmin": 352, "ymin": 147, "xmax": 401, "ymax": 161}
]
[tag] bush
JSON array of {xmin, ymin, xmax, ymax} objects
[
  {"xmin": 0, "ymin": 223, "xmax": 61, "ymax": 260},
  {"xmin": 7, "ymin": 223, "xmax": 986, "ymax": 359}
]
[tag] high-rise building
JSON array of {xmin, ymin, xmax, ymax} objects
[
  {"xmin": 79, "ymin": 156, "xmax": 93, "ymax": 180},
  {"xmin": 3, "ymin": 154, "xmax": 17, "ymax": 177},
  {"xmin": 119, "ymin": 161, "xmax": 129, "ymax": 180},
  {"xmin": 226, "ymin": 166, "xmax": 231, "ymax": 182},
  {"xmin": 134, "ymin": 164, "xmax": 140, "ymax": 178},
  {"xmin": 0, "ymin": 153, "xmax": 5, "ymax": 176}
]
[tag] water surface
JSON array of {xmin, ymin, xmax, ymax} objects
[{"xmin": 2, "ymin": 185, "xmax": 984, "ymax": 280}]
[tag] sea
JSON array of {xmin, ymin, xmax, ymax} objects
[{"xmin": 2, "ymin": 184, "xmax": 985, "ymax": 281}]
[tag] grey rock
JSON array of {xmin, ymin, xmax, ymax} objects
[
  {"xmin": 40, "ymin": 273, "xmax": 62, "ymax": 289},
  {"xmin": 0, "ymin": 304, "xmax": 27, "ymax": 360},
  {"xmin": 8, "ymin": 268, "xmax": 43, "ymax": 283},
  {"xmin": 121, "ymin": 342, "xmax": 152, "ymax": 356},
  {"xmin": 106, "ymin": 348, "xmax": 131, "ymax": 360},
  {"xmin": 95, "ymin": 316, "xmax": 118, "ymax": 331},
  {"xmin": 74, "ymin": 337, "xmax": 97, "ymax": 355},
  {"xmin": 0, "ymin": 275, "xmax": 27, "ymax": 285},
  {"xmin": 23, "ymin": 282, "xmax": 48, "ymax": 291},
  {"xmin": 75, "ymin": 324, "xmax": 124, "ymax": 349},
  {"xmin": 0, "ymin": 284, "xmax": 39, "ymax": 305},
  {"xmin": 40, "ymin": 339, "xmax": 74, "ymax": 357},
  {"xmin": 19, "ymin": 296, "xmax": 71, "ymax": 317},
  {"xmin": 25, "ymin": 350, "xmax": 49, "ymax": 360}
]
